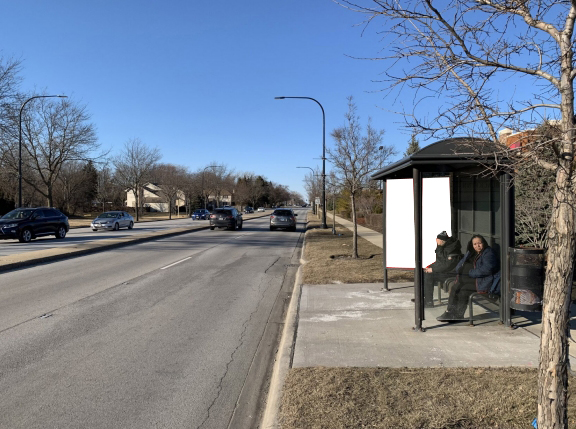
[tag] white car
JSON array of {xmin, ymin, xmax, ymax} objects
[
  {"xmin": 91, "ymin": 211, "xmax": 134, "ymax": 231},
  {"xmin": 257, "ymin": 207, "xmax": 266, "ymax": 212}
]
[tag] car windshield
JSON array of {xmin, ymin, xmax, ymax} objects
[
  {"xmin": 97, "ymin": 212, "xmax": 119, "ymax": 218},
  {"xmin": 214, "ymin": 209, "xmax": 232, "ymax": 214},
  {"xmin": 1, "ymin": 209, "xmax": 35, "ymax": 220},
  {"xmin": 194, "ymin": 210, "xmax": 204, "ymax": 214},
  {"xmin": 274, "ymin": 210, "xmax": 293, "ymax": 216}
]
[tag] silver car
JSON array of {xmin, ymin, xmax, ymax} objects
[
  {"xmin": 91, "ymin": 211, "xmax": 134, "ymax": 231},
  {"xmin": 269, "ymin": 209, "xmax": 297, "ymax": 231}
]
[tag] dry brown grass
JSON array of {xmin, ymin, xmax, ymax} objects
[
  {"xmin": 278, "ymin": 214, "xmax": 576, "ymax": 429},
  {"xmin": 302, "ymin": 217, "xmax": 413, "ymax": 285},
  {"xmin": 280, "ymin": 367, "xmax": 576, "ymax": 429}
]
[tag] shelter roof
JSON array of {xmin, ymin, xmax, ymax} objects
[{"xmin": 372, "ymin": 137, "xmax": 503, "ymax": 180}]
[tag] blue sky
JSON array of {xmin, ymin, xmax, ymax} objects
[{"xmin": 1, "ymin": 0, "xmax": 416, "ymax": 199}]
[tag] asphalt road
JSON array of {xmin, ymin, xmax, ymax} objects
[
  {"xmin": 0, "ymin": 211, "xmax": 305, "ymax": 429},
  {"xmin": 0, "ymin": 217, "xmax": 212, "ymax": 257}
]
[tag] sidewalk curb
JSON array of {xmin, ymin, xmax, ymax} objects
[{"xmin": 260, "ymin": 228, "xmax": 308, "ymax": 428}]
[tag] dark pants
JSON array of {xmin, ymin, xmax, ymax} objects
[
  {"xmin": 446, "ymin": 278, "xmax": 477, "ymax": 317},
  {"xmin": 423, "ymin": 272, "xmax": 454, "ymax": 305}
]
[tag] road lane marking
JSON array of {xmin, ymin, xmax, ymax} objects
[{"xmin": 160, "ymin": 257, "xmax": 192, "ymax": 270}]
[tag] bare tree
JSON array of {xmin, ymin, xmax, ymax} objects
[
  {"xmin": 113, "ymin": 138, "xmax": 161, "ymax": 221},
  {"xmin": 328, "ymin": 96, "xmax": 394, "ymax": 258},
  {"xmin": 3, "ymin": 96, "xmax": 99, "ymax": 207},
  {"xmin": 302, "ymin": 167, "xmax": 322, "ymax": 209},
  {"xmin": 150, "ymin": 163, "xmax": 188, "ymax": 219},
  {"xmin": 335, "ymin": 1, "xmax": 576, "ymax": 425}
]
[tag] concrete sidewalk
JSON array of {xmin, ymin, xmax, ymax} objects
[{"xmin": 262, "ymin": 212, "xmax": 576, "ymax": 427}]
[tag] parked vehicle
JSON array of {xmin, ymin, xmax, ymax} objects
[
  {"xmin": 91, "ymin": 211, "xmax": 134, "ymax": 231},
  {"xmin": 191, "ymin": 209, "xmax": 211, "ymax": 220},
  {"xmin": 209, "ymin": 208, "xmax": 243, "ymax": 230},
  {"xmin": 257, "ymin": 207, "xmax": 266, "ymax": 212},
  {"xmin": 244, "ymin": 207, "xmax": 254, "ymax": 214},
  {"xmin": 0, "ymin": 207, "xmax": 69, "ymax": 243},
  {"xmin": 270, "ymin": 208, "xmax": 298, "ymax": 231}
]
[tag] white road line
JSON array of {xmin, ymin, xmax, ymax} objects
[{"xmin": 160, "ymin": 257, "xmax": 192, "ymax": 270}]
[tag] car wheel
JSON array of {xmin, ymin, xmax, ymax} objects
[
  {"xmin": 19, "ymin": 228, "xmax": 33, "ymax": 243},
  {"xmin": 55, "ymin": 225, "xmax": 67, "ymax": 239},
  {"xmin": 210, "ymin": 226, "xmax": 215, "ymax": 230},
  {"xmin": 92, "ymin": 228, "xmax": 98, "ymax": 231},
  {"xmin": 113, "ymin": 223, "xmax": 120, "ymax": 231},
  {"xmin": 270, "ymin": 226, "xmax": 275, "ymax": 231},
  {"xmin": 238, "ymin": 221, "xmax": 243, "ymax": 230},
  {"xmin": 128, "ymin": 221, "xmax": 134, "ymax": 230},
  {"xmin": 291, "ymin": 226, "xmax": 297, "ymax": 232},
  {"xmin": 230, "ymin": 221, "xmax": 236, "ymax": 231}
]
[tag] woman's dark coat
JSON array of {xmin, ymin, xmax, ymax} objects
[{"xmin": 455, "ymin": 246, "xmax": 500, "ymax": 293}]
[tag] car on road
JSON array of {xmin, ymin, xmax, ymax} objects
[
  {"xmin": 191, "ymin": 209, "xmax": 211, "ymax": 220},
  {"xmin": 257, "ymin": 207, "xmax": 266, "ymax": 212},
  {"xmin": 0, "ymin": 207, "xmax": 69, "ymax": 243},
  {"xmin": 91, "ymin": 211, "xmax": 134, "ymax": 231},
  {"xmin": 210, "ymin": 207, "xmax": 243, "ymax": 230},
  {"xmin": 244, "ymin": 207, "xmax": 254, "ymax": 214},
  {"xmin": 269, "ymin": 208, "xmax": 298, "ymax": 231}
]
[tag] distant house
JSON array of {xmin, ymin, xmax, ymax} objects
[
  {"xmin": 126, "ymin": 183, "xmax": 185, "ymax": 212},
  {"xmin": 126, "ymin": 184, "xmax": 234, "ymax": 212}
]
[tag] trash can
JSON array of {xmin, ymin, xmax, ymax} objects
[{"xmin": 509, "ymin": 247, "xmax": 544, "ymax": 312}]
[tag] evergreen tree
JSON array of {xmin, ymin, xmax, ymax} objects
[{"xmin": 404, "ymin": 134, "xmax": 421, "ymax": 156}]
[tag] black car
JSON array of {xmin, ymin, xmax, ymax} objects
[
  {"xmin": 244, "ymin": 207, "xmax": 254, "ymax": 214},
  {"xmin": 0, "ymin": 207, "xmax": 70, "ymax": 243},
  {"xmin": 209, "ymin": 208, "xmax": 243, "ymax": 230},
  {"xmin": 191, "ymin": 209, "xmax": 211, "ymax": 220}
]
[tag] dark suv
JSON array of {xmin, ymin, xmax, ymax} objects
[
  {"xmin": 0, "ymin": 207, "xmax": 70, "ymax": 243},
  {"xmin": 209, "ymin": 208, "xmax": 243, "ymax": 230}
]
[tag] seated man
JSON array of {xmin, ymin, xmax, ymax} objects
[{"xmin": 422, "ymin": 231, "xmax": 461, "ymax": 307}]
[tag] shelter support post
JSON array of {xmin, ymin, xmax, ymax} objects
[
  {"xmin": 413, "ymin": 168, "xmax": 424, "ymax": 330},
  {"xmin": 382, "ymin": 179, "xmax": 389, "ymax": 291},
  {"xmin": 500, "ymin": 173, "xmax": 514, "ymax": 327}
]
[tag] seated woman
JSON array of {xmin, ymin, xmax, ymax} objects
[{"xmin": 436, "ymin": 234, "xmax": 500, "ymax": 322}]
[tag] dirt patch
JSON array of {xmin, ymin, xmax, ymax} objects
[{"xmin": 280, "ymin": 367, "xmax": 576, "ymax": 429}]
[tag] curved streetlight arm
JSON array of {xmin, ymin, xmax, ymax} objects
[
  {"xmin": 18, "ymin": 95, "xmax": 67, "ymax": 207},
  {"xmin": 275, "ymin": 96, "xmax": 327, "ymax": 228}
]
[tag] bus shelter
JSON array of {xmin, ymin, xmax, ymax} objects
[{"xmin": 371, "ymin": 138, "xmax": 514, "ymax": 331}]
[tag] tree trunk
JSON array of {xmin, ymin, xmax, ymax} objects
[
  {"xmin": 538, "ymin": 162, "xmax": 575, "ymax": 429},
  {"xmin": 133, "ymin": 189, "xmax": 140, "ymax": 222},
  {"xmin": 351, "ymin": 193, "xmax": 358, "ymax": 259},
  {"xmin": 47, "ymin": 184, "xmax": 53, "ymax": 208}
]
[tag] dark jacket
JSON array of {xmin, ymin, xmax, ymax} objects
[
  {"xmin": 430, "ymin": 237, "xmax": 462, "ymax": 273},
  {"xmin": 455, "ymin": 247, "xmax": 500, "ymax": 293}
]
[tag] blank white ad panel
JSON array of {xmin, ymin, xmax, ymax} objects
[{"xmin": 386, "ymin": 177, "xmax": 452, "ymax": 269}]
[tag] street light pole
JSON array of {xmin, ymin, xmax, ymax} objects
[
  {"xmin": 275, "ymin": 96, "xmax": 327, "ymax": 229},
  {"xmin": 18, "ymin": 94, "xmax": 67, "ymax": 207}
]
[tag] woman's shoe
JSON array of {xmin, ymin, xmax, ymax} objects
[{"xmin": 436, "ymin": 311, "xmax": 454, "ymax": 322}]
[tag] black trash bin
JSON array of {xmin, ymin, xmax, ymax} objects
[{"xmin": 509, "ymin": 247, "xmax": 544, "ymax": 312}]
